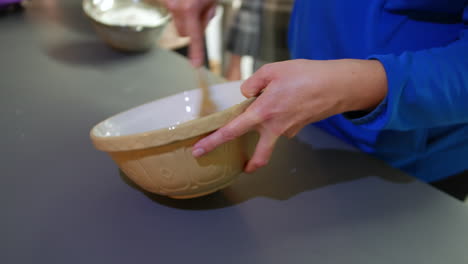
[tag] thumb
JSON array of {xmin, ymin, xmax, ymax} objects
[{"xmin": 241, "ymin": 64, "xmax": 275, "ymax": 98}]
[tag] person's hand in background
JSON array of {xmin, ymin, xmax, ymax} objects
[
  {"xmin": 192, "ymin": 59, "xmax": 388, "ymax": 172},
  {"xmin": 161, "ymin": 0, "xmax": 217, "ymax": 67}
]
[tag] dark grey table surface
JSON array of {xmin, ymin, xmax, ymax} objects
[{"xmin": 1, "ymin": 1, "xmax": 468, "ymax": 263}]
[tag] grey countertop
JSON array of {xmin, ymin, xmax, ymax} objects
[{"xmin": 1, "ymin": 1, "xmax": 467, "ymax": 263}]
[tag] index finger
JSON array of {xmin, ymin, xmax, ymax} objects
[
  {"xmin": 192, "ymin": 109, "xmax": 263, "ymax": 157},
  {"xmin": 186, "ymin": 14, "xmax": 205, "ymax": 67}
]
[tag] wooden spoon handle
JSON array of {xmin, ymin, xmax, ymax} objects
[{"xmin": 197, "ymin": 67, "xmax": 217, "ymax": 117}]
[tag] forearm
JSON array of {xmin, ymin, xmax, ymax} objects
[
  {"xmin": 336, "ymin": 59, "xmax": 388, "ymax": 113},
  {"xmin": 341, "ymin": 5, "xmax": 468, "ymax": 131}
]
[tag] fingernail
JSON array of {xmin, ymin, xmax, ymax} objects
[
  {"xmin": 167, "ymin": 0, "xmax": 176, "ymax": 9},
  {"xmin": 192, "ymin": 148, "xmax": 205, "ymax": 157},
  {"xmin": 245, "ymin": 167, "xmax": 254, "ymax": 174},
  {"xmin": 244, "ymin": 164, "xmax": 254, "ymax": 173},
  {"xmin": 191, "ymin": 57, "xmax": 203, "ymax": 67}
]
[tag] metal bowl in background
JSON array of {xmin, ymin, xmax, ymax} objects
[{"xmin": 83, "ymin": 0, "xmax": 171, "ymax": 52}]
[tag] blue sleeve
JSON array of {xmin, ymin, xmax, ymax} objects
[{"xmin": 349, "ymin": 6, "xmax": 468, "ymax": 131}]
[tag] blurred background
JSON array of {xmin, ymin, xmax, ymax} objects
[{"xmin": 0, "ymin": 0, "xmax": 293, "ymax": 79}]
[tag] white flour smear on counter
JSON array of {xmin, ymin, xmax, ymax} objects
[{"xmin": 98, "ymin": 5, "xmax": 164, "ymax": 27}]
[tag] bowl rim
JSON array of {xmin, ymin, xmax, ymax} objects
[
  {"xmin": 90, "ymin": 91, "xmax": 255, "ymax": 152},
  {"xmin": 82, "ymin": 0, "xmax": 172, "ymax": 32}
]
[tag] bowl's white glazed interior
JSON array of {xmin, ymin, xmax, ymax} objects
[{"xmin": 92, "ymin": 81, "xmax": 245, "ymax": 138}]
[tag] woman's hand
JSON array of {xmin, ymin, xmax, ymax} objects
[
  {"xmin": 192, "ymin": 59, "xmax": 388, "ymax": 172},
  {"xmin": 162, "ymin": 0, "xmax": 217, "ymax": 66}
]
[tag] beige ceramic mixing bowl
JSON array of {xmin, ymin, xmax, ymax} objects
[{"xmin": 90, "ymin": 81, "xmax": 255, "ymax": 199}]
